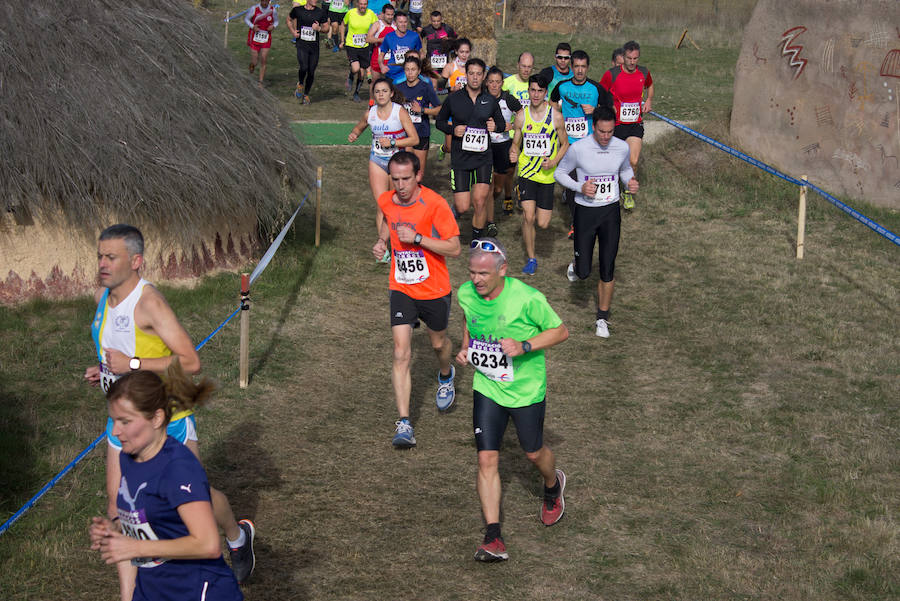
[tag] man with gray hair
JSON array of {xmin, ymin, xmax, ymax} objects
[
  {"xmin": 455, "ymin": 237, "xmax": 569, "ymax": 562},
  {"xmin": 84, "ymin": 224, "xmax": 256, "ymax": 596}
]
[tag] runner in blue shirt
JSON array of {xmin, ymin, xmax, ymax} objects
[
  {"xmin": 380, "ymin": 12, "xmax": 422, "ymax": 82},
  {"xmin": 398, "ymin": 55, "xmax": 441, "ymax": 175}
]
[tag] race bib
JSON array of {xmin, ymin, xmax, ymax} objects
[
  {"xmin": 351, "ymin": 33, "xmax": 367, "ymax": 46},
  {"xmin": 564, "ymin": 117, "xmax": 588, "ymax": 139},
  {"xmin": 330, "ymin": 0, "xmax": 344, "ymax": 9},
  {"xmin": 410, "ymin": 0, "xmax": 423, "ymax": 10},
  {"xmin": 430, "ymin": 53, "xmax": 447, "ymax": 69},
  {"xmin": 300, "ymin": 26, "xmax": 316, "ymax": 41},
  {"xmin": 523, "ymin": 132, "xmax": 551, "ymax": 157},
  {"xmin": 404, "ymin": 103, "xmax": 422, "ymax": 123},
  {"xmin": 372, "ymin": 137, "xmax": 395, "ymax": 157},
  {"xmin": 99, "ymin": 362, "xmax": 118, "ymax": 394},
  {"xmin": 461, "ymin": 127, "xmax": 488, "ymax": 152},
  {"xmin": 252, "ymin": 29, "xmax": 270, "ymax": 44},
  {"xmin": 393, "ymin": 249, "xmax": 430, "ymax": 284},
  {"xmin": 393, "ymin": 48, "xmax": 407, "ymax": 64},
  {"xmin": 587, "ymin": 174, "xmax": 619, "ymax": 203},
  {"xmin": 619, "ymin": 101, "xmax": 640, "ymax": 123},
  {"xmin": 519, "ymin": 96, "xmax": 530, "ymax": 106},
  {"xmin": 118, "ymin": 508, "xmax": 165, "ymax": 568},
  {"xmin": 455, "ymin": 75, "xmax": 467, "ymax": 89},
  {"xmin": 490, "ymin": 129, "xmax": 510, "ymax": 143},
  {"xmin": 467, "ymin": 339, "xmax": 514, "ymax": 382}
]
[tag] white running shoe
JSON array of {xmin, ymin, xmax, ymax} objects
[
  {"xmin": 595, "ymin": 318, "xmax": 610, "ymax": 338},
  {"xmin": 566, "ymin": 261, "xmax": 577, "ymax": 282}
]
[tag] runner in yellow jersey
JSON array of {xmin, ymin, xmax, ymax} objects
[
  {"xmin": 84, "ymin": 225, "xmax": 256, "ymax": 598},
  {"xmin": 339, "ymin": 0, "xmax": 378, "ymax": 101},
  {"xmin": 508, "ymin": 74, "xmax": 568, "ymax": 275}
]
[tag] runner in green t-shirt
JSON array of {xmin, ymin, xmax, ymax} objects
[{"xmin": 455, "ymin": 237, "xmax": 569, "ymax": 562}]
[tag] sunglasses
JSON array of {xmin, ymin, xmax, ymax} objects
[
  {"xmin": 555, "ymin": 55, "xmax": 571, "ymax": 60},
  {"xmin": 470, "ymin": 239, "xmax": 506, "ymax": 258}
]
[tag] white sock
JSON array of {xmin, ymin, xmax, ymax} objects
[{"xmin": 227, "ymin": 527, "xmax": 246, "ymax": 549}]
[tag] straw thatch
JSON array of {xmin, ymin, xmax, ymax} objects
[
  {"xmin": 0, "ymin": 0, "xmax": 315, "ymax": 302},
  {"xmin": 505, "ymin": 0, "xmax": 620, "ymax": 33},
  {"xmin": 0, "ymin": 0, "xmax": 313, "ymax": 239}
]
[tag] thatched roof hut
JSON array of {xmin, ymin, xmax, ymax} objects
[{"xmin": 0, "ymin": 0, "xmax": 314, "ymax": 303}]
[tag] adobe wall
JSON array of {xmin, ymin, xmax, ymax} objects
[
  {"xmin": 0, "ymin": 210, "xmax": 259, "ymax": 305},
  {"xmin": 731, "ymin": 0, "xmax": 899, "ymax": 209}
]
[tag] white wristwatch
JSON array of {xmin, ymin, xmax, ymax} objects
[{"xmin": 129, "ymin": 357, "xmax": 141, "ymax": 370}]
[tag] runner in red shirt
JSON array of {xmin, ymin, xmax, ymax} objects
[
  {"xmin": 245, "ymin": 0, "xmax": 279, "ymax": 88},
  {"xmin": 599, "ymin": 40, "xmax": 654, "ymax": 209},
  {"xmin": 372, "ymin": 151, "xmax": 461, "ymax": 448}
]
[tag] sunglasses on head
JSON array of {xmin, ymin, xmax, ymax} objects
[
  {"xmin": 555, "ymin": 54, "xmax": 571, "ymax": 60},
  {"xmin": 470, "ymin": 239, "xmax": 506, "ymax": 258}
]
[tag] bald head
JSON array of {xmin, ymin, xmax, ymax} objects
[{"xmin": 517, "ymin": 52, "xmax": 534, "ymax": 81}]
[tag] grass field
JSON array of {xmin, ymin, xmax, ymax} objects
[{"xmin": 1, "ymin": 2, "xmax": 898, "ymax": 600}]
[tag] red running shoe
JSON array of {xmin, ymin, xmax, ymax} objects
[
  {"xmin": 540, "ymin": 468, "xmax": 566, "ymax": 526},
  {"xmin": 474, "ymin": 536, "xmax": 508, "ymax": 562}
]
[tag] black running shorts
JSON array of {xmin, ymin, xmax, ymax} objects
[
  {"xmin": 412, "ymin": 136, "xmax": 431, "ymax": 151},
  {"xmin": 572, "ymin": 202, "xmax": 620, "ymax": 282},
  {"xmin": 473, "ymin": 390, "xmax": 545, "ymax": 453},
  {"xmin": 450, "ymin": 164, "xmax": 493, "ymax": 193},
  {"xmin": 613, "ymin": 122, "xmax": 644, "ymax": 141},
  {"xmin": 517, "ymin": 179, "xmax": 555, "ymax": 211},
  {"xmin": 346, "ymin": 45, "xmax": 371, "ymax": 66},
  {"xmin": 389, "ymin": 290, "xmax": 451, "ymax": 331},
  {"xmin": 490, "ymin": 139, "xmax": 513, "ymax": 174}
]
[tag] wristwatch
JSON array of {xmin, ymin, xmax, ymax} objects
[
  {"xmin": 129, "ymin": 357, "xmax": 141, "ymax": 370},
  {"xmin": 390, "ymin": 138, "xmax": 396, "ymax": 148},
  {"xmin": 413, "ymin": 233, "xmax": 423, "ymax": 245},
  {"xmin": 521, "ymin": 340, "xmax": 532, "ymax": 353}
]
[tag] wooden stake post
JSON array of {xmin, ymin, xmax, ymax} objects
[
  {"xmin": 796, "ymin": 175, "xmax": 808, "ymax": 259},
  {"xmin": 502, "ymin": 0, "xmax": 507, "ymax": 28},
  {"xmin": 239, "ymin": 273, "xmax": 250, "ymax": 388},
  {"xmin": 224, "ymin": 12, "xmax": 230, "ymax": 48},
  {"xmin": 315, "ymin": 165, "xmax": 322, "ymax": 247}
]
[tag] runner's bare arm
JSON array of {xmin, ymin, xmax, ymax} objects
[
  {"xmin": 500, "ymin": 323, "xmax": 568, "ymax": 358},
  {"xmin": 288, "ymin": 16, "xmax": 299, "ymax": 38},
  {"xmin": 366, "ymin": 21, "xmax": 382, "ymax": 45},
  {"xmin": 373, "ymin": 215, "xmax": 390, "ymax": 259},
  {"xmin": 546, "ymin": 111, "xmax": 569, "ymax": 169},
  {"xmin": 508, "ymin": 110, "xmax": 525, "ymax": 163},
  {"xmin": 105, "ymin": 286, "xmax": 200, "ymax": 375},
  {"xmin": 455, "ymin": 323, "xmax": 470, "ymax": 366},
  {"xmin": 396, "ymin": 226, "xmax": 460, "ymax": 258},
  {"xmin": 396, "ymin": 110, "xmax": 420, "ymax": 148},
  {"xmin": 643, "ymin": 83, "xmax": 654, "ymax": 113},
  {"xmin": 347, "ymin": 111, "xmax": 370, "ymax": 142}
]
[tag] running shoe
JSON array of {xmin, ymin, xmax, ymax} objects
[
  {"xmin": 249, "ymin": 62, "xmax": 255, "ymax": 73},
  {"xmin": 332, "ymin": 44, "xmax": 340, "ymax": 53},
  {"xmin": 485, "ymin": 222, "xmax": 498, "ymax": 238},
  {"xmin": 392, "ymin": 419, "xmax": 416, "ymax": 447},
  {"xmin": 436, "ymin": 366, "xmax": 455, "ymax": 411},
  {"xmin": 567, "ymin": 225, "xmax": 574, "ymax": 240},
  {"xmin": 290, "ymin": 37, "xmax": 297, "ymax": 45},
  {"xmin": 295, "ymin": 83, "xmax": 304, "ymax": 99},
  {"xmin": 302, "ymin": 95, "xmax": 311, "ymax": 105},
  {"xmin": 502, "ymin": 197, "xmax": 513, "ymax": 215},
  {"xmin": 540, "ymin": 469, "xmax": 566, "ymax": 526},
  {"xmin": 595, "ymin": 318, "xmax": 610, "ymax": 338},
  {"xmin": 622, "ymin": 191, "xmax": 635, "ymax": 210},
  {"xmin": 474, "ymin": 536, "xmax": 508, "ymax": 562},
  {"xmin": 566, "ymin": 261, "xmax": 577, "ymax": 282},
  {"xmin": 352, "ymin": 93, "xmax": 362, "ymax": 103},
  {"xmin": 229, "ymin": 519, "xmax": 256, "ymax": 583},
  {"xmin": 522, "ymin": 258, "xmax": 538, "ymax": 276},
  {"xmin": 437, "ymin": 144, "xmax": 446, "ymax": 161}
]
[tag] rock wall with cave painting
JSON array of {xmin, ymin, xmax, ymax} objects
[{"xmin": 731, "ymin": 0, "xmax": 899, "ymax": 209}]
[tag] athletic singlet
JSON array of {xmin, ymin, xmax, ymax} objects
[
  {"xmin": 368, "ymin": 102, "xmax": 407, "ymax": 157},
  {"xmin": 245, "ymin": 4, "xmax": 278, "ymax": 46},
  {"xmin": 517, "ymin": 104, "xmax": 559, "ymax": 184},
  {"xmin": 448, "ymin": 58, "xmax": 466, "ymax": 90},
  {"xmin": 91, "ymin": 280, "xmax": 192, "ymax": 420},
  {"xmin": 489, "ymin": 90, "xmax": 520, "ymax": 143}
]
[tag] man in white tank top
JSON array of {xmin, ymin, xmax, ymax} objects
[{"xmin": 83, "ymin": 224, "xmax": 257, "ymax": 598}]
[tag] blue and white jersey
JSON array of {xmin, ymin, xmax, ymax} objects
[
  {"xmin": 380, "ymin": 30, "xmax": 422, "ymax": 81},
  {"xmin": 550, "ymin": 78, "xmax": 610, "ymax": 144}
]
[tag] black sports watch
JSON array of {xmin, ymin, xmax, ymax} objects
[
  {"xmin": 521, "ymin": 340, "xmax": 532, "ymax": 353},
  {"xmin": 413, "ymin": 233, "xmax": 423, "ymax": 245}
]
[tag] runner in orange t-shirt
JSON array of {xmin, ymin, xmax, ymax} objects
[{"xmin": 372, "ymin": 151, "xmax": 461, "ymax": 448}]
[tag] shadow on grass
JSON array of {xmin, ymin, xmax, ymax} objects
[{"xmin": 0, "ymin": 386, "xmax": 38, "ymax": 514}]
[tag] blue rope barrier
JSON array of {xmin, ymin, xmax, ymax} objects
[
  {"xmin": 0, "ymin": 190, "xmax": 311, "ymax": 537},
  {"xmin": 648, "ymin": 111, "xmax": 900, "ymax": 248}
]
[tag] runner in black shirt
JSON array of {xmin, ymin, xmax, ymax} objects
[
  {"xmin": 289, "ymin": 0, "xmax": 331, "ymax": 103},
  {"xmin": 436, "ymin": 58, "xmax": 506, "ymax": 240}
]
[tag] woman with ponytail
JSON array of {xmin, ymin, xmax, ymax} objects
[{"xmin": 89, "ymin": 362, "xmax": 243, "ymax": 601}]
